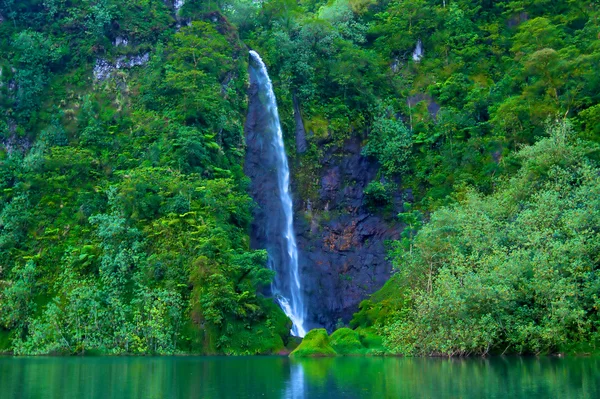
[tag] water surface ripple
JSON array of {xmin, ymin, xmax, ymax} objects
[{"xmin": 1, "ymin": 356, "xmax": 598, "ymax": 399}]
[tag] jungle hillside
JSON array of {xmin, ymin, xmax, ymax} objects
[{"xmin": 0, "ymin": 0, "xmax": 599, "ymax": 356}]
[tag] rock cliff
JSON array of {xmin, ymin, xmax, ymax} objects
[
  {"xmin": 245, "ymin": 82, "xmax": 401, "ymax": 332},
  {"xmin": 292, "ymin": 136, "xmax": 402, "ymax": 330}
]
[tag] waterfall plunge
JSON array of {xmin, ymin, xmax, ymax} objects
[{"xmin": 248, "ymin": 51, "xmax": 306, "ymax": 337}]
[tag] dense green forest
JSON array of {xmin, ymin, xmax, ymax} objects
[{"xmin": 0, "ymin": 0, "xmax": 599, "ymax": 356}]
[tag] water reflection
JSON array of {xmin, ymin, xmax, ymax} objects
[
  {"xmin": 284, "ymin": 361, "xmax": 305, "ymax": 399},
  {"xmin": 0, "ymin": 356, "xmax": 598, "ymax": 399},
  {"xmin": 293, "ymin": 356, "xmax": 600, "ymax": 399}
]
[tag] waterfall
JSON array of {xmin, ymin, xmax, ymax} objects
[
  {"xmin": 174, "ymin": 0, "xmax": 184, "ymax": 12},
  {"xmin": 248, "ymin": 51, "xmax": 306, "ymax": 337},
  {"xmin": 412, "ymin": 39, "xmax": 424, "ymax": 62}
]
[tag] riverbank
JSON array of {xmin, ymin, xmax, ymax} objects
[
  {"xmin": 289, "ymin": 328, "xmax": 600, "ymax": 358},
  {"xmin": 2, "ymin": 326, "xmax": 598, "ymax": 358}
]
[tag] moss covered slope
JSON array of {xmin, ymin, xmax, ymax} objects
[{"xmin": 290, "ymin": 328, "xmax": 387, "ymax": 357}]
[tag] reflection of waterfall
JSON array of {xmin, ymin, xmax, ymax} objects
[
  {"xmin": 248, "ymin": 50, "xmax": 306, "ymax": 337},
  {"xmin": 284, "ymin": 362, "xmax": 305, "ymax": 399}
]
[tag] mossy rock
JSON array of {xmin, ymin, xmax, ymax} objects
[
  {"xmin": 329, "ymin": 328, "xmax": 366, "ymax": 355},
  {"xmin": 305, "ymin": 115, "xmax": 329, "ymax": 142},
  {"xmin": 350, "ymin": 274, "xmax": 408, "ymax": 329},
  {"xmin": 290, "ymin": 329, "xmax": 337, "ymax": 357},
  {"xmin": 357, "ymin": 328, "xmax": 385, "ymax": 350}
]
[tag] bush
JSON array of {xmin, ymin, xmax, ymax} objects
[
  {"xmin": 362, "ymin": 109, "xmax": 412, "ymax": 177},
  {"xmin": 364, "ymin": 180, "xmax": 391, "ymax": 206},
  {"xmin": 382, "ymin": 122, "xmax": 600, "ymax": 356}
]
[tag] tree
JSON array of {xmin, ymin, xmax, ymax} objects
[
  {"xmin": 11, "ymin": 31, "xmax": 63, "ymax": 121},
  {"xmin": 0, "ymin": 194, "xmax": 30, "ymax": 252},
  {"xmin": 0, "ymin": 260, "xmax": 37, "ymax": 334},
  {"xmin": 83, "ymin": 0, "xmax": 113, "ymax": 38},
  {"xmin": 383, "ymin": 121, "xmax": 600, "ymax": 356},
  {"xmin": 362, "ymin": 108, "xmax": 412, "ymax": 177}
]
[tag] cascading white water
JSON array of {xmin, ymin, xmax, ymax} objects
[
  {"xmin": 248, "ymin": 50, "xmax": 306, "ymax": 337},
  {"xmin": 412, "ymin": 39, "xmax": 424, "ymax": 62},
  {"xmin": 174, "ymin": 0, "xmax": 184, "ymax": 12}
]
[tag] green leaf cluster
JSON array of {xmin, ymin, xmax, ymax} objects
[
  {"xmin": 0, "ymin": 3, "xmax": 288, "ymax": 355},
  {"xmin": 382, "ymin": 123, "xmax": 600, "ymax": 356}
]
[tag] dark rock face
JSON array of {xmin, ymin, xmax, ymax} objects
[
  {"xmin": 246, "ymin": 83, "xmax": 401, "ymax": 332},
  {"xmin": 294, "ymin": 137, "xmax": 401, "ymax": 331},
  {"xmin": 244, "ymin": 69, "xmax": 275, "ymax": 247},
  {"xmin": 407, "ymin": 93, "xmax": 440, "ymax": 119}
]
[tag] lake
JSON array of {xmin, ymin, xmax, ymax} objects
[{"xmin": 0, "ymin": 356, "xmax": 598, "ymax": 398}]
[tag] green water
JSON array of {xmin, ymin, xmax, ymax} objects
[{"xmin": 0, "ymin": 356, "xmax": 598, "ymax": 398}]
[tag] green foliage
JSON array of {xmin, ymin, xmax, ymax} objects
[
  {"xmin": 362, "ymin": 108, "xmax": 412, "ymax": 177},
  {"xmin": 209, "ymin": 299, "xmax": 290, "ymax": 355},
  {"xmin": 363, "ymin": 180, "xmax": 391, "ymax": 207},
  {"xmin": 10, "ymin": 30, "xmax": 64, "ymax": 123},
  {"xmin": 83, "ymin": 0, "xmax": 114, "ymax": 38},
  {"xmin": 356, "ymin": 327, "xmax": 384, "ymax": 352},
  {"xmin": 0, "ymin": 4, "xmax": 287, "ymax": 356},
  {"xmin": 244, "ymin": 0, "xmax": 600, "ymax": 211},
  {"xmin": 0, "ymin": 193, "xmax": 31, "ymax": 252},
  {"xmin": 0, "ymin": 260, "xmax": 37, "ymax": 334},
  {"xmin": 577, "ymin": 104, "xmax": 600, "ymax": 143},
  {"xmin": 382, "ymin": 122, "xmax": 600, "ymax": 356}
]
